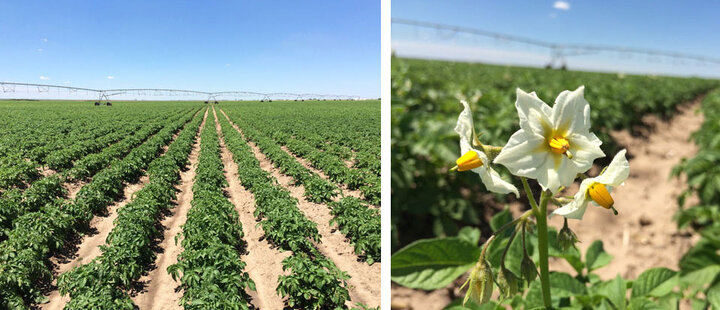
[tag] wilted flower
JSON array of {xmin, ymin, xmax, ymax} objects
[
  {"xmin": 520, "ymin": 254, "xmax": 538, "ymax": 285},
  {"xmin": 453, "ymin": 100, "xmax": 519, "ymax": 197},
  {"xmin": 552, "ymin": 149, "xmax": 630, "ymax": 219},
  {"xmin": 558, "ymin": 218, "xmax": 579, "ymax": 251},
  {"xmin": 462, "ymin": 259, "xmax": 494, "ymax": 306},
  {"xmin": 496, "ymin": 266, "xmax": 519, "ymax": 298},
  {"xmin": 494, "ymin": 87, "xmax": 605, "ymax": 193}
]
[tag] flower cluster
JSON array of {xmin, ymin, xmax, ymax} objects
[{"xmin": 453, "ymin": 86, "xmax": 629, "ymax": 220}]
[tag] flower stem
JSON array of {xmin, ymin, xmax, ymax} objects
[
  {"xmin": 520, "ymin": 177, "xmax": 539, "ymax": 215},
  {"xmin": 536, "ymin": 190, "xmax": 552, "ymax": 308},
  {"xmin": 478, "ymin": 210, "xmax": 533, "ymax": 262}
]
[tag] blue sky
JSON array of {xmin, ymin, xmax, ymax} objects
[
  {"xmin": 0, "ymin": 1, "xmax": 380, "ymax": 99},
  {"xmin": 392, "ymin": 0, "xmax": 720, "ymax": 78}
]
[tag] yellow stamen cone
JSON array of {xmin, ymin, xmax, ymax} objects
[
  {"xmin": 456, "ymin": 151, "xmax": 484, "ymax": 172},
  {"xmin": 587, "ymin": 183, "xmax": 614, "ymax": 209},
  {"xmin": 548, "ymin": 136, "xmax": 570, "ymax": 155}
]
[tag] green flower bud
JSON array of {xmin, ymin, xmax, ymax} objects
[
  {"xmin": 520, "ymin": 254, "xmax": 538, "ymax": 286},
  {"xmin": 496, "ymin": 266, "xmax": 519, "ymax": 298},
  {"xmin": 462, "ymin": 259, "xmax": 494, "ymax": 306},
  {"xmin": 558, "ymin": 218, "xmax": 579, "ymax": 252}
]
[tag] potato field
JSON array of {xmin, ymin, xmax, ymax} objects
[{"xmin": 0, "ymin": 100, "xmax": 380, "ymax": 309}]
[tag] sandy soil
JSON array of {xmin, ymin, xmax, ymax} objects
[
  {"xmin": 212, "ymin": 107, "xmax": 290, "ymax": 310},
  {"xmin": 63, "ymin": 180, "xmax": 86, "ymax": 200},
  {"xmin": 390, "ymin": 99, "xmax": 705, "ymax": 309},
  {"xmin": 42, "ymin": 175, "xmax": 150, "ymax": 310},
  {"xmin": 132, "ymin": 108, "xmax": 208, "ymax": 310},
  {"xmin": 219, "ymin": 108, "xmax": 381, "ymax": 308}
]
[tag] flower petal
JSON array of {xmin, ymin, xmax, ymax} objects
[
  {"xmin": 455, "ymin": 100, "xmax": 474, "ymax": 142},
  {"xmin": 535, "ymin": 153, "xmax": 576, "ymax": 193},
  {"xmin": 456, "ymin": 100, "xmax": 476, "ymax": 155},
  {"xmin": 552, "ymin": 86, "xmax": 591, "ymax": 135},
  {"xmin": 594, "ymin": 149, "xmax": 630, "ymax": 186},
  {"xmin": 566, "ymin": 131, "xmax": 604, "ymax": 173},
  {"xmin": 494, "ymin": 129, "xmax": 548, "ymax": 177},
  {"xmin": 516, "ymin": 88, "xmax": 553, "ymax": 137},
  {"xmin": 552, "ymin": 179, "xmax": 593, "ymax": 219},
  {"xmin": 478, "ymin": 166, "xmax": 520, "ymax": 197}
]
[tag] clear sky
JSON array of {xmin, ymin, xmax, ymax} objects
[
  {"xmin": 392, "ymin": 0, "xmax": 720, "ymax": 78},
  {"xmin": 0, "ymin": 0, "xmax": 380, "ymax": 98}
]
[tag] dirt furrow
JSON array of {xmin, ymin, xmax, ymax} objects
[
  {"xmin": 132, "ymin": 108, "xmax": 208, "ymax": 310},
  {"xmin": 219, "ymin": 108, "xmax": 381, "ymax": 308},
  {"xmin": 42, "ymin": 176, "xmax": 150, "ymax": 310},
  {"xmin": 211, "ymin": 107, "xmax": 289, "ymax": 310}
]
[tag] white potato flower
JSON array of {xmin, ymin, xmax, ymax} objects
[
  {"xmin": 494, "ymin": 86, "xmax": 605, "ymax": 193},
  {"xmin": 552, "ymin": 149, "xmax": 630, "ymax": 219},
  {"xmin": 454, "ymin": 100, "xmax": 519, "ymax": 197}
]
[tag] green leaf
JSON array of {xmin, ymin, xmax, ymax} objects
[
  {"xmin": 489, "ymin": 208, "xmax": 512, "ymax": 237},
  {"xmin": 391, "ymin": 237, "xmax": 481, "ymax": 290},
  {"xmin": 586, "ymin": 240, "xmax": 613, "ymax": 272},
  {"xmin": 708, "ymin": 280, "xmax": 720, "ymax": 309},
  {"xmin": 631, "ymin": 267, "xmax": 677, "ymax": 298},
  {"xmin": 679, "ymin": 239, "xmax": 720, "ymax": 276},
  {"xmin": 524, "ymin": 272, "xmax": 586, "ymax": 308},
  {"xmin": 628, "ymin": 297, "xmax": 662, "ymax": 310},
  {"xmin": 548, "ymin": 272, "xmax": 586, "ymax": 298},
  {"xmin": 442, "ymin": 298, "xmax": 498, "ymax": 310},
  {"xmin": 596, "ymin": 275, "xmax": 627, "ymax": 310},
  {"xmin": 458, "ymin": 226, "xmax": 481, "ymax": 245}
]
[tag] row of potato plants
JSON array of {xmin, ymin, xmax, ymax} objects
[
  {"xmin": 217, "ymin": 101, "xmax": 380, "ymax": 177},
  {"xmin": 329, "ymin": 197, "xmax": 381, "ymax": 265},
  {"xmin": 167, "ymin": 113, "xmax": 255, "ymax": 309},
  {"xmin": 224, "ymin": 111, "xmax": 340, "ymax": 203},
  {"xmin": 67, "ymin": 110, "xmax": 188, "ymax": 181},
  {"xmin": 224, "ymin": 111, "xmax": 381, "ymax": 264},
  {"xmin": 0, "ymin": 103, "xmax": 163, "ymax": 191},
  {"xmin": 56, "ymin": 108, "xmax": 204, "ymax": 308},
  {"xmin": 671, "ymin": 89, "xmax": 720, "ymax": 308},
  {"xmin": 0, "ymin": 108, "xmax": 199, "ymax": 309},
  {"xmin": 217, "ymin": 110, "xmax": 352, "ymax": 309},
  {"xmin": 0, "ymin": 111, "xmax": 185, "ymax": 241},
  {"xmin": 284, "ymin": 136, "xmax": 380, "ymax": 205},
  {"xmin": 222, "ymin": 106, "xmax": 380, "ymax": 205}
]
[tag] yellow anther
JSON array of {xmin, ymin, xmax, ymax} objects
[
  {"xmin": 587, "ymin": 182, "xmax": 614, "ymax": 209},
  {"xmin": 455, "ymin": 151, "xmax": 484, "ymax": 171},
  {"xmin": 548, "ymin": 136, "xmax": 570, "ymax": 155}
]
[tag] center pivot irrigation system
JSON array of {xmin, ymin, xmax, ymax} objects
[
  {"xmin": 392, "ymin": 18, "xmax": 720, "ymax": 69},
  {"xmin": 0, "ymin": 82, "xmax": 362, "ymax": 104}
]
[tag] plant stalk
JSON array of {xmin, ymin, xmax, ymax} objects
[
  {"xmin": 536, "ymin": 190, "xmax": 552, "ymax": 308},
  {"xmin": 520, "ymin": 177, "xmax": 540, "ymax": 215}
]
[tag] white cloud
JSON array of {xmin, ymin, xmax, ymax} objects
[
  {"xmin": 554, "ymin": 1, "xmax": 570, "ymax": 10},
  {"xmin": 37, "ymin": 48, "xmax": 44, "ymax": 52},
  {"xmin": 63, "ymin": 81, "xmax": 71, "ymax": 84},
  {"xmin": 225, "ymin": 63, "xmax": 231, "ymax": 67},
  {"xmin": 107, "ymin": 75, "xmax": 115, "ymax": 80},
  {"xmin": 42, "ymin": 38, "xmax": 48, "ymax": 43},
  {"xmin": 39, "ymin": 76, "xmax": 50, "ymax": 80}
]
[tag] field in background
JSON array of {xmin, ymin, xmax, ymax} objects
[
  {"xmin": 0, "ymin": 99, "xmax": 380, "ymax": 309},
  {"xmin": 391, "ymin": 57, "xmax": 719, "ymax": 250}
]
